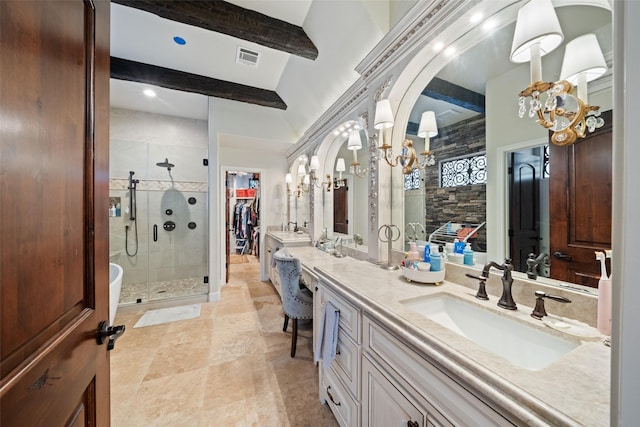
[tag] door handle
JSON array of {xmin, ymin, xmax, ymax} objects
[
  {"xmin": 553, "ymin": 251, "xmax": 572, "ymax": 261},
  {"xmin": 153, "ymin": 224, "xmax": 158, "ymax": 242},
  {"xmin": 97, "ymin": 321, "xmax": 125, "ymax": 351}
]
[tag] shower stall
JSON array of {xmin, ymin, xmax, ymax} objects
[{"xmin": 109, "ymin": 133, "xmax": 209, "ymax": 306}]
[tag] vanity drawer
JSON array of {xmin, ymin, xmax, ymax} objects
[
  {"xmin": 330, "ymin": 330, "xmax": 360, "ymax": 399},
  {"xmin": 322, "ymin": 362, "xmax": 360, "ymax": 427},
  {"xmin": 363, "ymin": 316, "xmax": 511, "ymax": 427},
  {"xmin": 321, "ymin": 286, "xmax": 360, "ymax": 344},
  {"xmin": 300, "ymin": 266, "xmax": 317, "ymax": 292}
]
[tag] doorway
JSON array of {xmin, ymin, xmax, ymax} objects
[{"xmin": 223, "ymin": 168, "xmax": 263, "ymax": 284}]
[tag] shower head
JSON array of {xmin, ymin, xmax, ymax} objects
[{"xmin": 156, "ymin": 158, "xmax": 175, "ymax": 171}]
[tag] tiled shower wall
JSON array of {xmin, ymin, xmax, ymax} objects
[{"xmin": 109, "ymin": 108, "xmax": 209, "ymax": 303}]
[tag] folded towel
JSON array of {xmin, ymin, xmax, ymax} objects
[{"xmin": 314, "ymin": 302, "xmax": 340, "ymax": 368}]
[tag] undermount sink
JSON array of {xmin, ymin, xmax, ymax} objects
[{"xmin": 400, "ymin": 293, "xmax": 580, "ymax": 371}]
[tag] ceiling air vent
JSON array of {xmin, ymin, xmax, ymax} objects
[{"xmin": 236, "ymin": 47, "xmax": 260, "ymax": 67}]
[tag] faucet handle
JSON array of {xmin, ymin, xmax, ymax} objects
[
  {"xmin": 531, "ymin": 290, "xmax": 571, "ymax": 320},
  {"xmin": 465, "ymin": 273, "xmax": 489, "ymax": 300}
]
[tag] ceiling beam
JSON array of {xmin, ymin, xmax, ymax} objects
[
  {"xmin": 111, "ymin": 0, "xmax": 318, "ymax": 60},
  {"xmin": 421, "ymin": 77, "xmax": 485, "ymax": 113},
  {"xmin": 110, "ymin": 57, "xmax": 287, "ymax": 110}
]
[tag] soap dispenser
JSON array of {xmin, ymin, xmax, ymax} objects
[{"xmin": 463, "ymin": 243, "xmax": 474, "ymax": 266}]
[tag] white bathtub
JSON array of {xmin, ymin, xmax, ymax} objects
[{"xmin": 109, "ymin": 263, "xmax": 123, "ymax": 325}]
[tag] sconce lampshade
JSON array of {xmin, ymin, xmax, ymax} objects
[
  {"xmin": 510, "ymin": 0, "xmax": 564, "ymax": 63},
  {"xmin": 303, "ymin": 174, "xmax": 310, "ymax": 185},
  {"xmin": 417, "ymin": 111, "xmax": 438, "ymax": 138},
  {"xmin": 285, "ymin": 173, "xmax": 292, "ymax": 184},
  {"xmin": 347, "ymin": 130, "xmax": 363, "ymax": 150},
  {"xmin": 336, "ymin": 158, "xmax": 346, "ymax": 172},
  {"xmin": 374, "ymin": 99, "xmax": 394, "ymax": 130},
  {"xmin": 297, "ymin": 164, "xmax": 306, "ymax": 176},
  {"xmin": 560, "ymin": 33, "xmax": 607, "ymax": 84},
  {"xmin": 310, "ymin": 155, "xmax": 320, "ymax": 171}
]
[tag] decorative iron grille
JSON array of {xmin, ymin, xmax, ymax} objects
[
  {"xmin": 440, "ymin": 153, "xmax": 487, "ymax": 188},
  {"xmin": 404, "ymin": 168, "xmax": 421, "ymax": 190}
]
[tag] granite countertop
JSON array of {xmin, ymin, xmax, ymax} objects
[
  {"xmin": 287, "ymin": 247, "xmax": 610, "ymax": 427},
  {"xmin": 266, "ymin": 230, "xmax": 312, "ymax": 244}
]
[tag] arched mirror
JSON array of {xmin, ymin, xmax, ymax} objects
[
  {"xmin": 395, "ymin": 1, "xmax": 612, "ymax": 288},
  {"xmin": 287, "ymin": 155, "xmax": 311, "ymax": 231},
  {"xmin": 321, "ymin": 120, "xmax": 370, "ymax": 249}
]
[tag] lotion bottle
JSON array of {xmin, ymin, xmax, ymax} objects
[{"xmin": 463, "ymin": 244, "xmax": 474, "ymax": 266}]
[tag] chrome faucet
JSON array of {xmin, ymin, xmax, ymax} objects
[
  {"xmin": 526, "ymin": 252, "xmax": 549, "ymax": 280},
  {"xmin": 482, "ymin": 259, "xmax": 516, "ymax": 310}
]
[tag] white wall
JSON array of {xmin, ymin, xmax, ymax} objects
[{"xmin": 208, "ymin": 98, "xmax": 292, "ymax": 298}]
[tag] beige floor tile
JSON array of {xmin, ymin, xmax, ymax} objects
[{"xmin": 111, "ymin": 255, "xmax": 338, "ymax": 427}]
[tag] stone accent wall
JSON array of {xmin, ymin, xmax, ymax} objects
[{"xmin": 422, "ymin": 114, "xmax": 486, "ymax": 250}]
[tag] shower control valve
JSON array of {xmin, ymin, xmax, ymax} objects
[{"xmin": 163, "ymin": 221, "xmax": 176, "ymax": 231}]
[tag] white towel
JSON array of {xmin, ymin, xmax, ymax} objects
[{"xmin": 314, "ymin": 302, "xmax": 340, "ymax": 368}]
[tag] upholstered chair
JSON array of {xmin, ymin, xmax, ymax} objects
[{"xmin": 274, "ymin": 249, "xmax": 313, "ymax": 357}]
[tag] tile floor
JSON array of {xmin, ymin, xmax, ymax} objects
[{"xmin": 110, "ymin": 255, "xmax": 338, "ymax": 426}]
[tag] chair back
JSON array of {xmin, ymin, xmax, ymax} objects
[{"xmin": 274, "ymin": 250, "xmax": 313, "ymax": 319}]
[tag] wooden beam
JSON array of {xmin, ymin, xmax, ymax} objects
[
  {"xmin": 110, "ymin": 57, "xmax": 287, "ymax": 109},
  {"xmin": 112, "ymin": 0, "xmax": 318, "ymax": 60},
  {"xmin": 422, "ymin": 77, "xmax": 485, "ymax": 113}
]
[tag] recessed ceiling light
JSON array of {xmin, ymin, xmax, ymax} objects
[
  {"xmin": 470, "ymin": 13, "xmax": 483, "ymax": 23},
  {"xmin": 173, "ymin": 36, "xmax": 186, "ymax": 46},
  {"xmin": 444, "ymin": 46, "xmax": 456, "ymax": 56},
  {"xmin": 433, "ymin": 42, "xmax": 444, "ymax": 52},
  {"xmin": 143, "ymin": 89, "xmax": 156, "ymax": 98},
  {"xmin": 333, "ymin": 130, "xmax": 340, "ymax": 136},
  {"xmin": 483, "ymin": 19, "xmax": 497, "ymax": 31},
  {"xmin": 338, "ymin": 126, "xmax": 345, "ymax": 132},
  {"xmin": 353, "ymin": 124, "xmax": 361, "ymax": 130},
  {"xmin": 341, "ymin": 132, "xmax": 348, "ymax": 137}
]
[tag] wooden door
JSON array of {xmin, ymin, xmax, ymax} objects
[
  {"xmin": 549, "ymin": 110, "xmax": 612, "ymax": 287},
  {"xmin": 333, "ymin": 180, "xmax": 348, "ymax": 234},
  {"xmin": 508, "ymin": 147, "xmax": 543, "ymax": 273},
  {"xmin": 1, "ymin": 1, "xmax": 111, "ymax": 425}
]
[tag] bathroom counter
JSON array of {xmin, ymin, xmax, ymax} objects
[
  {"xmin": 287, "ymin": 247, "xmax": 610, "ymax": 426},
  {"xmin": 266, "ymin": 230, "xmax": 312, "ymax": 245}
]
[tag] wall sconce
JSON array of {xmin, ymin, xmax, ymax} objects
[
  {"xmin": 334, "ymin": 158, "xmax": 346, "ymax": 188},
  {"xmin": 417, "ymin": 111, "xmax": 437, "ymax": 168},
  {"xmin": 308, "ymin": 155, "xmax": 335, "ymax": 192},
  {"xmin": 286, "ymin": 157, "xmax": 311, "ymax": 198},
  {"xmin": 374, "ymin": 99, "xmax": 416, "ymax": 174},
  {"xmin": 347, "ymin": 129, "xmax": 368, "ymax": 177},
  {"xmin": 511, "ymin": 0, "xmax": 606, "ymax": 146}
]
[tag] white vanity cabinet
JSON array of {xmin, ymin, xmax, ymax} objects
[
  {"xmin": 362, "ymin": 316, "xmax": 511, "ymax": 427},
  {"xmin": 317, "ymin": 283, "xmax": 362, "ymax": 427},
  {"xmin": 264, "ymin": 231, "xmax": 311, "ymax": 298},
  {"xmin": 362, "ymin": 355, "xmax": 444, "ymax": 427}
]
